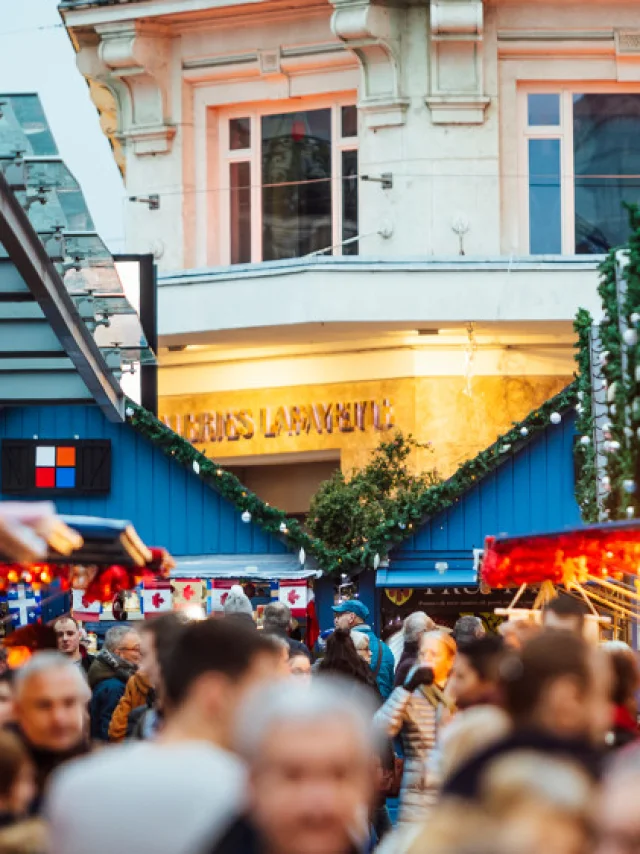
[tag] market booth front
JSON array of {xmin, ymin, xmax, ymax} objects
[{"xmin": 375, "ymin": 403, "xmax": 583, "ymax": 633}]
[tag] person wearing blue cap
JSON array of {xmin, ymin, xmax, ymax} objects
[{"xmin": 332, "ymin": 600, "xmax": 395, "ymax": 699}]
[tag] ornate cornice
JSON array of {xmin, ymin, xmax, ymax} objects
[
  {"xmin": 330, "ymin": 0, "xmax": 409, "ymax": 128},
  {"xmin": 76, "ymin": 22, "xmax": 176, "ymax": 156}
]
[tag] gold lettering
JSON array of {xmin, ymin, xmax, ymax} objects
[
  {"xmin": 380, "ymin": 398, "xmax": 394, "ymax": 430},
  {"xmin": 225, "ymin": 412, "xmax": 240, "ymax": 442},
  {"xmin": 237, "ymin": 409, "xmax": 255, "ymax": 440},
  {"xmin": 337, "ymin": 403, "xmax": 354, "ymax": 433},
  {"xmin": 186, "ymin": 413, "xmax": 200, "ymax": 444},
  {"xmin": 311, "ymin": 403, "xmax": 333, "ymax": 434},
  {"xmin": 274, "ymin": 406, "xmax": 293, "ymax": 436},
  {"xmin": 261, "ymin": 408, "xmax": 276, "ymax": 438},
  {"xmin": 355, "ymin": 402, "xmax": 367, "ymax": 431},
  {"xmin": 291, "ymin": 406, "xmax": 309, "ymax": 435}
]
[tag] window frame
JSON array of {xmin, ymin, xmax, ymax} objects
[
  {"xmin": 217, "ymin": 96, "xmax": 358, "ymax": 266},
  {"xmin": 520, "ymin": 84, "xmax": 640, "ymax": 256}
]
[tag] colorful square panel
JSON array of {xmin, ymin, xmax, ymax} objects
[
  {"xmin": 55, "ymin": 468, "xmax": 76, "ymax": 489},
  {"xmin": 56, "ymin": 447, "xmax": 76, "ymax": 467},
  {"xmin": 35, "ymin": 468, "xmax": 55, "ymax": 489},
  {"xmin": 35, "ymin": 447, "xmax": 56, "ymax": 468}
]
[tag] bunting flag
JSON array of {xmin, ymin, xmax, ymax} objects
[
  {"xmin": 172, "ymin": 578, "xmax": 205, "ymax": 611},
  {"xmin": 208, "ymin": 579, "xmax": 237, "ymax": 614},
  {"xmin": 72, "ymin": 589, "xmax": 102, "ymax": 622},
  {"xmin": 141, "ymin": 578, "xmax": 172, "ymax": 619},
  {"xmin": 306, "ymin": 588, "xmax": 320, "ymax": 650},
  {"xmin": 278, "ymin": 580, "xmax": 309, "ymax": 618},
  {"xmin": 7, "ymin": 584, "xmax": 41, "ymax": 627}
]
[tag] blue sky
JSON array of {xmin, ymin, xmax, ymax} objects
[{"xmin": 0, "ymin": 0, "xmax": 125, "ymax": 252}]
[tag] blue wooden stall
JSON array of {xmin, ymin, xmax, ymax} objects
[
  {"xmin": 315, "ymin": 409, "xmax": 582, "ymax": 634},
  {"xmin": 0, "ymin": 405, "xmax": 289, "ymax": 560}
]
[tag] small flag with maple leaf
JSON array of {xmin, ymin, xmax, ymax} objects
[
  {"xmin": 278, "ymin": 580, "xmax": 309, "ymax": 618},
  {"xmin": 172, "ymin": 578, "xmax": 205, "ymax": 611},
  {"xmin": 141, "ymin": 578, "xmax": 172, "ymax": 619}
]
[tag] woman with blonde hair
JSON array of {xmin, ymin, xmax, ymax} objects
[{"xmin": 375, "ymin": 629, "xmax": 456, "ymax": 822}]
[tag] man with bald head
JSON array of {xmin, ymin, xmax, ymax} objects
[{"xmin": 13, "ymin": 652, "xmax": 90, "ymax": 812}]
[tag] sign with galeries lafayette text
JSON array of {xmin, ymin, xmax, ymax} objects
[{"xmin": 161, "ymin": 399, "xmax": 394, "ymax": 444}]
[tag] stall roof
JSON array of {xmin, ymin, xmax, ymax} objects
[
  {"xmin": 0, "ymin": 93, "xmax": 155, "ymax": 422},
  {"xmin": 172, "ymin": 553, "xmax": 319, "ymax": 581},
  {"xmin": 381, "ymin": 405, "xmax": 582, "ymax": 588}
]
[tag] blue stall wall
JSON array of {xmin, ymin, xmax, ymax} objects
[
  {"xmin": 391, "ymin": 411, "xmax": 581, "ymax": 563},
  {"xmin": 0, "ymin": 405, "xmax": 289, "ymax": 558}
]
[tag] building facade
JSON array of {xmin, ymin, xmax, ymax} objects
[{"xmin": 61, "ymin": 0, "xmax": 638, "ymax": 514}]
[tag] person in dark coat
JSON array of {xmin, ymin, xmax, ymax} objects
[
  {"xmin": 601, "ymin": 642, "xmax": 639, "ymax": 750},
  {"xmin": 262, "ymin": 602, "xmax": 310, "ymax": 658},
  {"xmin": 12, "ymin": 652, "xmax": 90, "ymax": 814},
  {"xmin": 332, "ymin": 601, "xmax": 395, "ymax": 699},
  {"xmin": 443, "ymin": 630, "xmax": 612, "ymax": 801},
  {"xmin": 208, "ymin": 679, "xmax": 375, "ymax": 854},
  {"xmin": 88, "ymin": 626, "xmax": 140, "ymax": 742},
  {"xmin": 53, "ymin": 617, "xmax": 94, "ymax": 678}
]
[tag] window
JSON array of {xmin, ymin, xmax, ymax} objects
[
  {"xmin": 523, "ymin": 90, "xmax": 640, "ymax": 255},
  {"xmin": 219, "ymin": 102, "xmax": 358, "ymax": 264}
]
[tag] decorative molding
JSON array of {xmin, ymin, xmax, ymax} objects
[
  {"xmin": 426, "ymin": 94, "xmax": 490, "ymax": 125},
  {"xmin": 427, "ymin": 0, "xmax": 489, "ymax": 126},
  {"xmin": 330, "ymin": 0, "xmax": 409, "ymax": 129},
  {"xmin": 616, "ymin": 30, "xmax": 640, "ymax": 82},
  {"xmin": 77, "ymin": 22, "xmax": 176, "ymax": 156}
]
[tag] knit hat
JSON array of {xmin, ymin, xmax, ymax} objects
[{"xmin": 224, "ymin": 584, "xmax": 254, "ymax": 617}]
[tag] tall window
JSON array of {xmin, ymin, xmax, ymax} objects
[
  {"xmin": 220, "ymin": 102, "xmax": 358, "ymax": 264},
  {"xmin": 523, "ymin": 90, "xmax": 640, "ymax": 255}
]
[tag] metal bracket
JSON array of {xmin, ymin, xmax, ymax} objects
[
  {"xmin": 361, "ymin": 172, "xmax": 393, "ymax": 190},
  {"xmin": 128, "ymin": 194, "xmax": 160, "ymax": 211}
]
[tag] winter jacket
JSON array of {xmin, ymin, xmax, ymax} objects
[
  {"xmin": 442, "ymin": 727, "xmax": 603, "ymax": 801},
  {"xmin": 10, "ymin": 727, "xmax": 90, "ymax": 816},
  {"xmin": 353, "ymin": 626, "xmax": 395, "ymax": 699},
  {"xmin": 108, "ymin": 671, "xmax": 153, "ymax": 743},
  {"xmin": 208, "ymin": 815, "xmax": 363, "ymax": 854},
  {"xmin": 88, "ymin": 650, "xmax": 137, "ymax": 742},
  {"xmin": 263, "ymin": 627, "xmax": 310, "ymax": 658},
  {"xmin": 375, "ymin": 684, "xmax": 452, "ymax": 823},
  {"xmin": 393, "ymin": 642, "xmax": 420, "ymax": 689}
]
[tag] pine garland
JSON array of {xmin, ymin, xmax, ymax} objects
[
  {"xmin": 591, "ymin": 205, "xmax": 640, "ymax": 520},
  {"xmin": 573, "ymin": 308, "xmax": 598, "ymax": 522},
  {"xmin": 126, "ymin": 385, "xmax": 577, "ymax": 575}
]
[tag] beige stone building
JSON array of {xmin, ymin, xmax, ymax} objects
[{"xmin": 60, "ymin": 0, "xmax": 639, "ymax": 516}]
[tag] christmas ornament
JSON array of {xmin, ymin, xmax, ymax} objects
[
  {"xmin": 580, "ymin": 436, "xmax": 591, "ymax": 446},
  {"xmin": 299, "ymin": 547, "xmax": 306, "ymax": 565},
  {"xmin": 609, "ymin": 440, "xmax": 621, "ymax": 452},
  {"xmin": 550, "ymin": 412, "xmax": 561, "ymax": 425},
  {"xmin": 520, "ymin": 427, "xmax": 529, "ymax": 437},
  {"xmin": 241, "ymin": 510, "xmax": 252, "ymax": 523},
  {"xmin": 192, "ymin": 460, "xmax": 200, "ymax": 475},
  {"xmin": 373, "ymin": 553, "xmax": 381, "ymax": 570},
  {"xmin": 607, "ymin": 382, "xmax": 618, "ymax": 402},
  {"xmin": 623, "ymin": 480, "xmax": 637, "ymax": 494},
  {"xmin": 125, "ymin": 407, "xmax": 134, "ymax": 418},
  {"xmin": 279, "ymin": 522, "xmax": 288, "ymax": 534},
  {"xmin": 623, "ymin": 328, "xmax": 638, "ymax": 346}
]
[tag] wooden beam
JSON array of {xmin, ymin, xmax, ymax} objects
[{"xmin": 0, "ymin": 170, "xmax": 124, "ymax": 421}]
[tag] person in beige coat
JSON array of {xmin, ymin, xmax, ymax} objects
[{"xmin": 375, "ymin": 630, "xmax": 456, "ymax": 823}]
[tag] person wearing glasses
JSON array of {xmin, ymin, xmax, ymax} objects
[{"xmin": 87, "ymin": 626, "xmax": 141, "ymax": 742}]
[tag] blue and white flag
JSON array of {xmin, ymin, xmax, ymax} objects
[{"xmin": 7, "ymin": 584, "xmax": 41, "ymax": 627}]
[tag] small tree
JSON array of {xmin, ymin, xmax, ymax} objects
[{"xmin": 307, "ymin": 432, "xmax": 440, "ymax": 571}]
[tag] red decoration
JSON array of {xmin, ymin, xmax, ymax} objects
[{"xmin": 482, "ymin": 522, "xmax": 640, "ymax": 589}]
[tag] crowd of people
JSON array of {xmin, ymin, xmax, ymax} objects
[{"xmin": 0, "ymin": 583, "xmax": 636, "ymax": 854}]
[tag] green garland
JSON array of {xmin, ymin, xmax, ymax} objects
[
  {"xmin": 126, "ymin": 385, "xmax": 577, "ymax": 575},
  {"xmin": 596, "ymin": 205, "xmax": 640, "ymax": 520},
  {"xmin": 573, "ymin": 308, "xmax": 598, "ymax": 522}
]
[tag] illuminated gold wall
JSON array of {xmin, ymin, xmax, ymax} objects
[{"xmin": 159, "ymin": 374, "xmax": 570, "ymax": 477}]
